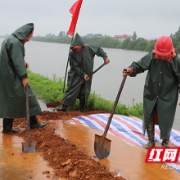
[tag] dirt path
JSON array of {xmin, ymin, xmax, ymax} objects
[{"xmin": 13, "ymin": 111, "xmax": 125, "ymax": 180}]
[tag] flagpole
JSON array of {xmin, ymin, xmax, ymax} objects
[
  {"xmin": 63, "ymin": 0, "xmax": 83, "ymax": 93},
  {"xmin": 63, "ymin": 33, "xmax": 74, "ymax": 92}
]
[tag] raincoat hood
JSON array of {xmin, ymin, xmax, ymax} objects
[
  {"xmin": 12, "ymin": 23, "xmax": 34, "ymax": 40},
  {"xmin": 70, "ymin": 33, "xmax": 85, "ymax": 48}
]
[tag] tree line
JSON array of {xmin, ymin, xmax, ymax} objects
[
  {"xmin": 31, "ymin": 35, "xmax": 156, "ymax": 52},
  {"xmin": 31, "ymin": 28, "xmax": 180, "ymax": 53}
]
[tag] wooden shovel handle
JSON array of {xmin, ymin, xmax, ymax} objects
[
  {"xmin": 59, "ymin": 63, "xmax": 106, "ymax": 102},
  {"xmin": 25, "ymin": 85, "xmax": 31, "ymax": 144},
  {"xmin": 102, "ymin": 73, "xmax": 127, "ymax": 139}
]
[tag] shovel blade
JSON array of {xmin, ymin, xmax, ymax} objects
[
  {"xmin": 46, "ymin": 101, "xmax": 60, "ymax": 108},
  {"xmin": 22, "ymin": 141, "xmax": 38, "ymax": 154},
  {"xmin": 94, "ymin": 134, "xmax": 111, "ymax": 160}
]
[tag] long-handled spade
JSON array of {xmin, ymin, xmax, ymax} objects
[
  {"xmin": 94, "ymin": 70, "xmax": 128, "ymax": 160},
  {"xmin": 22, "ymin": 85, "xmax": 38, "ymax": 154},
  {"xmin": 46, "ymin": 63, "xmax": 106, "ymax": 108}
]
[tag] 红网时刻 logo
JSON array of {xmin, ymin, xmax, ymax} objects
[{"xmin": 145, "ymin": 147, "xmax": 180, "ymax": 163}]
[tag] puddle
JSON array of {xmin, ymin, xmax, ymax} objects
[{"xmin": 0, "ymin": 119, "xmax": 61, "ymax": 180}]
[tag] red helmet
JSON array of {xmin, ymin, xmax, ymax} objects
[{"xmin": 155, "ymin": 36, "xmax": 173, "ymax": 56}]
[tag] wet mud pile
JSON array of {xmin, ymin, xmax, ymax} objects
[
  {"xmin": 13, "ymin": 111, "xmax": 125, "ymax": 180},
  {"xmin": 37, "ymin": 110, "xmax": 110, "ymax": 120}
]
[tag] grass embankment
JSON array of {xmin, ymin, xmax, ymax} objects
[{"xmin": 28, "ymin": 70, "xmax": 143, "ymax": 119}]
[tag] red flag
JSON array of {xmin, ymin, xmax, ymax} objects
[{"xmin": 68, "ymin": 0, "xmax": 83, "ymax": 36}]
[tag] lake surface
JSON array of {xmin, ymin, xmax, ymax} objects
[{"xmin": 0, "ymin": 38, "xmax": 179, "ymax": 130}]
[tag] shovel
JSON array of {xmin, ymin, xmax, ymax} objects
[
  {"xmin": 46, "ymin": 63, "xmax": 106, "ymax": 108},
  {"xmin": 94, "ymin": 69, "xmax": 128, "ymax": 160},
  {"xmin": 22, "ymin": 85, "xmax": 38, "ymax": 154}
]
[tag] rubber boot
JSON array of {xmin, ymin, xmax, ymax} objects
[
  {"xmin": 57, "ymin": 104, "xmax": 67, "ymax": 112},
  {"xmin": 79, "ymin": 98, "xmax": 85, "ymax": 112},
  {"xmin": 161, "ymin": 136, "xmax": 170, "ymax": 147},
  {"xmin": 30, "ymin": 116, "xmax": 47, "ymax": 129},
  {"xmin": 2, "ymin": 118, "xmax": 20, "ymax": 133},
  {"xmin": 144, "ymin": 119, "xmax": 155, "ymax": 149}
]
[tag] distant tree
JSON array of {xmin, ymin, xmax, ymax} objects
[
  {"xmin": 170, "ymin": 33, "xmax": 173, "ymax": 39},
  {"xmin": 85, "ymin": 34, "xmax": 93, "ymax": 38},
  {"xmin": 94, "ymin": 34, "xmax": 103, "ymax": 37},
  {"xmin": 59, "ymin": 31, "xmax": 63, "ymax": 38},
  {"xmin": 86, "ymin": 33, "xmax": 93, "ymax": 36},
  {"xmin": 172, "ymin": 37, "xmax": 180, "ymax": 48},
  {"xmin": 144, "ymin": 40, "xmax": 157, "ymax": 51},
  {"xmin": 133, "ymin": 38, "xmax": 148, "ymax": 51},
  {"xmin": 45, "ymin": 33, "xmax": 53, "ymax": 38},
  {"xmin": 176, "ymin": 44, "xmax": 180, "ymax": 53},
  {"xmin": 137, "ymin": 37, "xmax": 144, "ymax": 41},
  {"xmin": 121, "ymin": 38, "xmax": 131, "ymax": 49},
  {"xmin": 133, "ymin": 31, "xmax": 137, "ymax": 41},
  {"xmin": 127, "ymin": 40, "xmax": 138, "ymax": 50},
  {"xmin": 66, "ymin": 31, "xmax": 69, "ymax": 38},
  {"xmin": 59, "ymin": 31, "xmax": 65, "ymax": 38}
]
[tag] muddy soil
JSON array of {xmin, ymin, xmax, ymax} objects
[{"xmin": 12, "ymin": 111, "xmax": 125, "ymax": 180}]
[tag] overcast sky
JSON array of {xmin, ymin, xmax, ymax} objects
[{"xmin": 0, "ymin": 0, "xmax": 180, "ymax": 39}]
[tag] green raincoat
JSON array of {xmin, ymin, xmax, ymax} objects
[
  {"xmin": 129, "ymin": 51, "xmax": 180, "ymax": 139},
  {"xmin": 0, "ymin": 23, "xmax": 42, "ymax": 118},
  {"xmin": 63, "ymin": 33, "xmax": 107, "ymax": 107}
]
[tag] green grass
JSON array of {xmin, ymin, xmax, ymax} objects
[{"xmin": 28, "ymin": 69, "xmax": 143, "ymax": 119}]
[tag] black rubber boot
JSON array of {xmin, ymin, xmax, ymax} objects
[
  {"xmin": 30, "ymin": 116, "xmax": 47, "ymax": 129},
  {"xmin": 2, "ymin": 118, "xmax": 20, "ymax": 133},
  {"xmin": 9, "ymin": 129, "xmax": 20, "ymax": 133},
  {"xmin": 79, "ymin": 98, "xmax": 85, "ymax": 112},
  {"xmin": 57, "ymin": 104, "xmax": 67, "ymax": 112},
  {"xmin": 161, "ymin": 136, "xmax": 170, "ymax": 147},
  {"xmin": 144, "ymin": 119, "xmax": 155, "ymax": 149}
]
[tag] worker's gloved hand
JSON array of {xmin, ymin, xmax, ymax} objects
[
  {"xmin": 24, "ymin": 62, "xmax": 29, "ymax": 69},
  {"xmin": 122, "ymin": 68, "xmax": 133, "ymax": 77},
  {"xmin": 84, "ymin": 74, "xmax": 90, "ymax": 81},
  {"xmin": 104, "ymin": 57, "xmax": 110, "ymax": 64},
  {"xmin": 22, "ymin": 78, "xmax": 29, "ymax": 88}
]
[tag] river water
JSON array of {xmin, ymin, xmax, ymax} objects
[{"xmin": 0, "ymin": 38, "xmax": 179, "ymax": 130}]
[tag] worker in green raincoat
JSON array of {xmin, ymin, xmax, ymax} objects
[
  {"xmin": 57, "ymin": 33, "xmax": 110, "ymax": 112},
  {"xmin": 0, "ymin": 23, "xmax": 47, "ymax": 133},
  {"xmin": 123, "ymin": 36, "xmax": 180, "ymax": 148}
]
